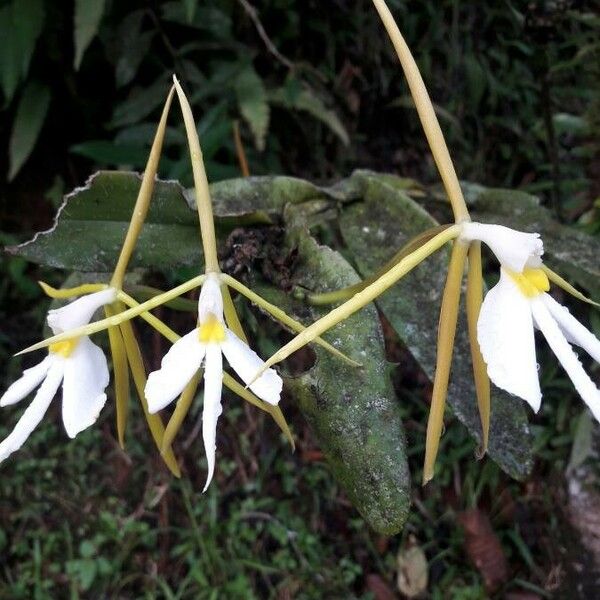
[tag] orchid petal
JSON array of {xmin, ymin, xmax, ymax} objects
[
  {"xmin": 221, "ymin": 330, "xmax": 282, "ymax": 406},
  {"xmin": 198, "ymin": 274, "xmax": 224, "ymax": 324},
  {"xmin": 532, "ymin": 299, "xmax": 600, "ymax": 422},
  {"xmin": 540, "ymin": 293, "xmax": 600, "ymax": 363},
  {"xmin": 202, "ymin": 344, "xmax": 223, "ymax": 492},
  {"xmin": 145, "ymin": 329, "xmax": 205, "ymax": 414},
  {"xmin": 477, "ymin": 271, "xmax": 542, "ymax": 411},
  {"xmin": 0, "ymin": 360, "xmax": 64, "ymax": 462},
  {"xmin": 0, "ymin": 356, "xmax": 52, "ymax": 407},
  {"xmin": 461, "ymin": 222, "xmax": 543, "ymax": 272},
  {"xmin": 61, "ymin": 337, "xmax": 109, "ymax": 438},
  {"xmin": 47, "ymin": 288, "xmax": 117, "ymax": 334}
]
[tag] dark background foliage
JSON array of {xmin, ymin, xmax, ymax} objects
[{"xmin": 0, "ymin": 0, "xmax": 599, "ymax": 597}]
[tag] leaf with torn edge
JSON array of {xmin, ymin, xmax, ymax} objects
[{"xmin": 7, "ymin": 171, "xmax": 339, "ymax": 271}]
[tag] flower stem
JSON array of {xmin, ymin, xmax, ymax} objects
[
  {"xmin": 371, "ymin": 0, "xmax": 470, "ymax": 223},
  {"xmin": 173, "ymin": 76, "xmax": 220, "ymax": 273},
  {"xmin": 111, "ymin": 85, "xmax": 175, "ymax": 289}
]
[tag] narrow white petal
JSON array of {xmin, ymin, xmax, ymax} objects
[
  {"xmin": 0, "ymin": 360, "xmax": 64, "ymax": 462},
  {"xmin": 198, "ymin": 273, "xmax": 224, "ymax": 324},
  {"xmin": 202, "ymin": 345, "xmax": 223, "ymax": 492},
  {"xmin": 532, "ymin": 299, "xmax": 600, "ymax": 422},
  {"xmin": 0, "ymin": 356, "xmax": 53, "ymax": 407},
  {"xmin": 477, "ymin": 271, "xmax": 542, "ymax": 411},
  {"xmin": 47, "ymin": 288, "xmax": 117, "ymax": 334},
  {"xmin": 221, "ymin": 330, "xmax": 283, "ymax": 405},
  {"xmin": 460, "ymin": 222, "xmax": 544, "ymax": 271},
  {"xmin": 145, "ymin": 329, "xmax": 205, "ymax": 413},
  {"xmin": 61, "ymin": 337, "xmax": 110, "ymax": 438},
  {"xmin": 540, "ymin": 293, "xmax": 600, "ymax": 363}
]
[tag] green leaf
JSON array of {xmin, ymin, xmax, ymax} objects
[
  {"xmin": 7, "ymin": 171, "xmax": 342, "ymax": 271},
  {"xmin": 270, "ymin": 84, "xmax": 350, "ymax": 146},
  {"xmin": 338, "ymin": 171, "xmax": 533, "ymax": 480},
  {"xmin": 0, "ymin": 0, "xmax": 45, "ymax": 103},
  {"xmin": 8, "ymin": 171, "xmax": 200, "ymax": 272},
  {"xmin": 74, "ymin": 0, "xmax": 106, "ymax": 70},
  {"xmin": 182, "ymin": 0, "xmax": 197, "ymax": 23},
  {"xmin": 8, "ymin": 81, "xmax": 50, "ymax": 180},
  {"xmin": 463, "ymin": 54, "xmax": 487, "ymax": 108},
  {"xmin": 254, "ymin": 214, "xmax": 410, "ymax": 534},
  {"xmin": 234, "ymin": 66, "xmax": 270, "ymax": 151}
]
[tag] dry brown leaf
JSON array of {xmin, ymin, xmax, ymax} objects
[{"xmin": 458, "ymin": 508, "xmax": 508, "ymax": 593}]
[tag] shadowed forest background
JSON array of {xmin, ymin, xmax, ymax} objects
[{"xmin": 1, "ymin": 1, "xmax": 600, "ymax": 598}]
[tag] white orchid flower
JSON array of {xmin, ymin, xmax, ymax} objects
[
  {"xmin": 0, "ymin": 288, "xmax": 116, "ymax": 462},
  {"xmin": 145, "ymin": 273, "xmax": 283, "ymax": 491},
  {"xmin": 460, "ymin": 222, "xmax": 600, "ymax": 420}
]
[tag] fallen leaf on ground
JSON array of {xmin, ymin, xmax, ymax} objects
[{"xmin": 458, "ymin": 508, "xmax": 508, "ymax": 593}]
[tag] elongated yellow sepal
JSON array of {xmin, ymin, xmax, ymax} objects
[
  {"xmin": 125, "ymin": 285, "xmax": 197, "ymax": 312},
  {"xmin": 221, "ymin": 284, "xmax": 249, "ymax": 344},
  {"xmin": 162, "ymin": 370, "xmax": 202, "ymax": 454},
  {"xmin": 39, "ymin": 281, "xmax": 107, "ymax": 299},
  {"xmin": 16, "ymin": 275, "xmax": 206, "ymax": 356},
  {"xmin": 309, "ymin": 224, "xmax": 453, "ymax": 305},
  {"xmin": 371, "ymin": 0, "xmax": 470, "ymax": 223},
  {"xmin": 542, "ymin": 265, "xmax": 600, "ymax": 307},
  {"xmin": 118, "ymin": 318, "xmax": 181, "ymax": 477},
  {"xmin": 173, "ymin": 76, "xmax": 220, "ymax": 273},
  {"xmin": 111, "ymin": 85, "xmax": 175, "ymax": 288},
  {"xmin": 423, "ymin": 240, "xmax": 468, "ymax": 485},
  {"xmin": 104, "ymin": 304, "xmax": 130, "ymax": 448},
  {"xmin": 466, "ymin": 242, "xmax": 491, "ymax": 454},
  {"xmin": 248, "ymin": 224, "xmax": 461, "ymax": 385},
  {"xmin": 117, "ymin": 290, "xmax": 182, "ymax": 341},
  {"xmin": 221, "ymin": 274, "xmax": 360, "ymax": 367}
]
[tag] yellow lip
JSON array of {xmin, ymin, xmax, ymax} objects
[
  {"xmin": 506, "ymin": 267, "xmax": 550, "ymax": 298},
  {"xmin": 49, "ymin": 338, "xmax": 80, "ymax": 357},
  {"xmin": 198, "ymin": 314, "xmax": 226, "ymax": 343}
]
